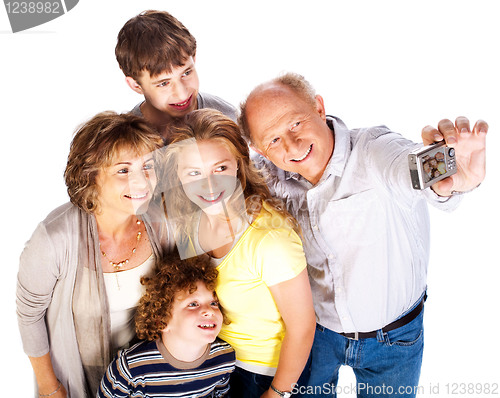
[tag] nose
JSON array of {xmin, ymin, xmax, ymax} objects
[
  {"xmin": 201, "ymin": 305, "xmax": 215, "ymax": 317},
  {"xmin": 283, "ymin": 132, "xmax": 301, "ymax": 154},
  {"xmin": 200, "ymin": 174, "xmax": 218, "ymax": 193},
  {"xmin": 171, "ymin": 80, "xmax": 188, "ymax": 101},
  {"xmin": 128, "ymin": 169, "xmax": 149, "ymax": 189}
]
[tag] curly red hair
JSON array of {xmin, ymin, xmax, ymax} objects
[{"xmin": 135, "ymin": 252, "xmax": 221, "ymax": 341}]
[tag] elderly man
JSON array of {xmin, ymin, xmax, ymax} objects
[{"xmin": 238, "ymin": 73, "xmax": 487, "ymax": 398}]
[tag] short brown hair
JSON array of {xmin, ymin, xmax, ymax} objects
[
  {"xmin": 115, "ymin": 10, "xmax": 197, "ymax": 81},
  {"xmin": 64, "ymin": 111, "xmax": 163, "ymax": 213},
  {"xmin": 135, "ymin": 252, "xmax": 220, "ymax": 341},
  {"xmin": 238, "ymin": 72, "xmax": 316, "ymax": 144}
]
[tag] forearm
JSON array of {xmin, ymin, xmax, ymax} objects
[
  {"xmin": 265, "ymin": 268, "xmax": 316, "ymax": 395},
  {"xmin": 271, "ymin": 321, "xmax": 315, "ymax": 393},
  {"xmin": 28, "ymin": 353, "xmax": 61, "ymax": 395}
]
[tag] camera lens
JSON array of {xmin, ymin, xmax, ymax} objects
[{"xmin": 448, "ymin": 148, "xmax": 455, "ymax": 157}]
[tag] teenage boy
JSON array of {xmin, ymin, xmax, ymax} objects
[
  {"xmin": 97, "ymin": 254, "xmax": 235, "ymax": 397},
  {"xmin": 238, "ymin": 72, "xmax": 487, "ymax": 397},
  {"xmin": 115, "ymin": 10, "xmax": 237, "ymax": 139}
]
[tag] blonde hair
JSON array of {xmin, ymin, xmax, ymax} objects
[{"xmin": 160, "ymin": 109, "xmax": 299, "ymax": 236}]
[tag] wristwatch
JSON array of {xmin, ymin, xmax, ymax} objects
[{"xmin": 270, "ymin": 384, "xmax": 292, "ymax": 398}]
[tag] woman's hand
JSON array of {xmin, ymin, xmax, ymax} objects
[
  {"xmin": 40, "ymin": 383, "xmax": 67, "ymax": 398},
  {"xmin": 260, "ymin": 388, "xmax": 276, "ymax": 398},
  {"xmin": 29, "ymin": 354, "xmax": 67, "ymax": 398}
]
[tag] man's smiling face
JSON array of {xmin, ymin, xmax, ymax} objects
[{"xmin": 246, "ymin": 83, "xmax": 334, "ymax": 185}]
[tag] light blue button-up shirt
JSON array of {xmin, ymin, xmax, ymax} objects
[{"xmin": 254, "ymin": 116, "xmax": 460, "ymax": 333}]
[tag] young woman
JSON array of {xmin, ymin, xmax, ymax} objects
[
  {"xmin": 161, "ymin": 109, "xmax": 316, "ymax": 398},
  {"xmin": 17, "ymin": 112, "xmax": 168, "ymax": 397}
]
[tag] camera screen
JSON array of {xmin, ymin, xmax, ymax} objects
[{"xmin": 421, "ymin": 149, "xmax": 448, "ymax": 184}]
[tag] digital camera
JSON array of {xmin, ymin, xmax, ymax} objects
[{"xmin": 408, "ymin": 141, "xmax": 457, "ymax": 190}]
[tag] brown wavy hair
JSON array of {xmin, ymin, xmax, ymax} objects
[
  {"xmin": 116, "ymin": 10, "xmax": 196, "ymax": 81},
  {"xmin": 159, "ymin": 108, "xmax": 300, "ymax": 237},
  {"xmin": 64, "ymin": 111, "xmax": 163, "ymax": 213},
  {"xmin": 135, "ymin": 252, "xmax": 220, "ymax": 341}
]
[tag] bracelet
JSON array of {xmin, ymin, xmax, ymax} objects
[
  {"xmin": 39, "ymin": 381, "xmax": 62, "ymax": 397},
  {"xmin": 270, "ymin": 384, "xmax": 292, "ymax": 398}
]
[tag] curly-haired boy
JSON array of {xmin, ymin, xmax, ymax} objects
[{"xmin": 97, "ymin": 253, "xmax": 235, "ymax": 397}]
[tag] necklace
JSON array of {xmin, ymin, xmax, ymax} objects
[{"xmin": 100, "ymin": 220, "xmax": 142, "ymax": 272}]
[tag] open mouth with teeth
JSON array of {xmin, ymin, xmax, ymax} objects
[
  {"xmin": 198, "ymin": 323, "xmax": 217, "ymax": 330},
  {"xmin": 124, "ymin": 192, "xmax": 149, "ymax": 200},
  {"xmin": 291, "ymin": 144, "xmax": 313, "ymax": 162},
  {"xmin": 198, "ymin": 191, "xmax": 224, "ymax": 204},
  {"xmin": 170, "ymin": 94, "xmax": 193, "ymax": 111}
]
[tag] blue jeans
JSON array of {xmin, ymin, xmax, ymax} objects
[
  {"xmin": 296, "ymin": 307, "xmax": 424, "ymax": 398},
  {"xmin": 229, "ymin": 366, "xmax": 274, "ymax": 398}
]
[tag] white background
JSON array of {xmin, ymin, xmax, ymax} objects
[{"xmin": 1, "ymin": 1, "xmax": 499, "ymax": 396}]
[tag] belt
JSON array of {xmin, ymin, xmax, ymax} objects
[{"xmin": 339, "ymin": 294, "xmax": 426, "ymax": 341}]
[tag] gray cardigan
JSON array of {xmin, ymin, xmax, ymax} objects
[{"xmin": 16, "ymin": 202, "xmax": 169, "ymax": 397}]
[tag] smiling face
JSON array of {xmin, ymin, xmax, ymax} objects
[
  {"xmin": 246, "ymin": 83, "xmax": 334, "ymax": 185},
  {"xmin": 177, "ymin": 140, "xmax": 239, "ymax": 216},
  {"xmin": 128, "ymin": 56, "xmax": 199, "ymax": 123},
  {"xmin": 163, "ymin": 281, "xmax": 223, "ymax": 347},
  {"xmin": 95, "ymin": 147, "xmax": 156, "ymax": 217}
]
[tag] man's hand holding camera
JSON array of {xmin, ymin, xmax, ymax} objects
[{"xmin": 421, "ymin": 116, "xmax": 487, "ymax": 197}]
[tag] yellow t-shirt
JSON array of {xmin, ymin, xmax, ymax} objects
[{"xmin": 216, "ymin": 203, "xmax": 307, "ymax": 374}]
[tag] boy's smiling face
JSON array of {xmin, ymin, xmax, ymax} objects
[
  {"xmin": 127, "ymin": 56, "xmax": 200, "ymax": 122},
  {"xmin": 163, "ymin": 281, "xmax": 223, "ymax": 348}
]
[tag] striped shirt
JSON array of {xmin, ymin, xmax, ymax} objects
[{"xmin": 97, "ymin": 338, "xmax": 235, "ymax": 398}]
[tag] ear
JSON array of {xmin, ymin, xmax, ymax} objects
[
  {"xmin": 125, "ymin": 76, "xmax": 144, "ymax": 95},
  {"xmin": 250, "ymin": 144, "xmax": 267, "ymax": 159},
  {"xmin": 315, "ymin": 95, "xmax": 327, "ymax": 121}
]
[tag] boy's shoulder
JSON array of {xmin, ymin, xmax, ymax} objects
[
  {"xmin": 198, "ymin": 92, "xmax": 237, "ymax": 122},
  {"xmin": 207, "ymin": 338, "xmax": 236, "ymax": 364},
  {"xmin": 130, "ymin": 101, "xmax": 143, "ymax": 117},
  {"xmin": 209, "ymin": 338, "xmax": 234, "ymax": 353},
  {"xmin": 120, "ymin": 339, "xmax": 162, "ymax": 366}
]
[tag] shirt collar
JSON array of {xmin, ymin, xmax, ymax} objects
[{"xmin": 284, "ymin": 115, "xmax": 351, "ymax": 187}]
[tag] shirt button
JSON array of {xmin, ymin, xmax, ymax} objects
[
  {"xmin": 327, "ymin": 254, "xmax": 334, "ymax": 260},
  {"xmin": 312, "ymin": 225, "xmax": 319, "ymax": 231}
]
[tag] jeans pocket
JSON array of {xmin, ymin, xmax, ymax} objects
[
  {"xmin": 384, "ymin": 314, "xmax": 424, "ymax": 347},
  {"xmin": 386, "ymin": 328, "xmax": 423, "ymax": 347},
  {"xmin": 383, "ymin": 305, "xmax": 425, "ymax": 347}
]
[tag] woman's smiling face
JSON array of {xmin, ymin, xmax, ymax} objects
[
  {"xmin": 177, "ymin": 140, "xmax": 239, "ymax": 216},
  {"xmin": 95, "ymin": 147, "xmax": 156, "ymax": 217}
]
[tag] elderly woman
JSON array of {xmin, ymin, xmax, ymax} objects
[{"xmin": 16, "ymin": 112, "xmax": 168, "ymax": 397}]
